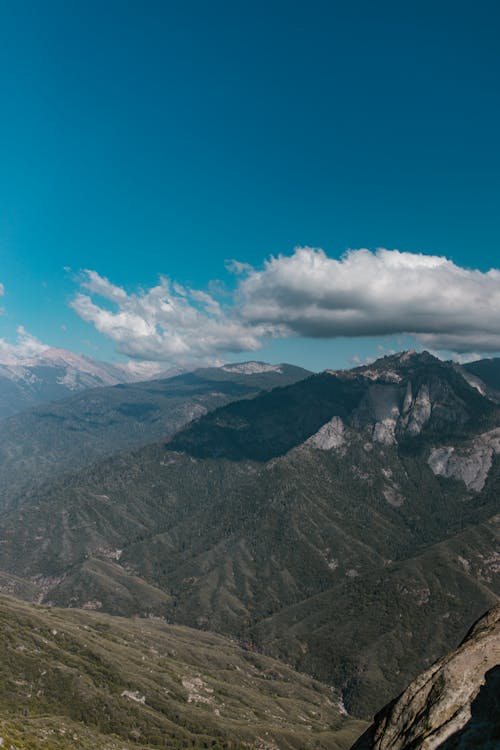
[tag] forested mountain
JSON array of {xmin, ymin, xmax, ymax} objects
[
  {"xmin": 0, "ymin": 361, "xmax": 310, "ymax": 506},
  {"xmin": 0, "ymin": 351, "xmax": 498, "ymax": 721}
]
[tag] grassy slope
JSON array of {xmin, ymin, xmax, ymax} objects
[{"xmin": 0, "ymin": 594, "xmax": 366, "ymax": 750}]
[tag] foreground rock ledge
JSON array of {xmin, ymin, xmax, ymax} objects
[{"xmin": 352, "ymin": 603, "xmax": 500, "ymax": 749}]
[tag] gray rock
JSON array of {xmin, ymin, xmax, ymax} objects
[
  {"xmin": 352, "ymin": 604, "xmax": 500, "ymax": 749},
  {"xmin": 306, "ymin": 416, "xmax": 345, "ymax": 450},
  {"xmin": 428, "ymin": 429, "xmax": 500, "ymax": 491}
]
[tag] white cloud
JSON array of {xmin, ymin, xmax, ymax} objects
[
  {"xmin": 0, "ymin": 326, "xmax": 50, "ymax": 365},
  {"xmin": 118, "ymin": 359, "xmax": 166, "ymax": 379},
  {"xmin": 71, "ymin": 270, "xmax": 272, "ymax": 364},
  {"xmin": 238, "ymin": 247, "xmax": 500, "ymax": 353},
  {"xmin": 70, "ymin": 248, "xmax": 500, "ymax": 365},
  {"xmin": 225, "ymin": 259, "xmax": 253, "ymax": 275},
  {"xmin": 0, "ymin": 283, "xmax": 50, "ymax": 364}
]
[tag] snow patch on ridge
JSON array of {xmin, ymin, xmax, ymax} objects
[{"xmin": 221, "ymin": 361, "xmax": 283, "ymax": 375}]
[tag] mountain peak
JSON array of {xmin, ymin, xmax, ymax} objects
[
  {"xmin": 354, "ymin": 349, "xmax": 443, "ymax": 374},
  {"xmin": 169, "ymin": 349, "xmax": 496, "ymax": 460},
  {"xmin": 327, "ymin": 350, "xmax": 444, "ymax": 381},
  {"xmin": 0, "ymin": 348, "xmax": 139, "ymax": 417}
]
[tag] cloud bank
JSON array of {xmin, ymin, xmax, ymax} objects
[
  {"xmin": 70, "ymin": 248, "xmax": 500, "ymax": 364},
  {"xmin": 71, "ymin": 270, "xmax": 273, "ymax": 364},
  {"xmin": 238, "ymin": 248, "xmax": 500, "ymax": 353}
]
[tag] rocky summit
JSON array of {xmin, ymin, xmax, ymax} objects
[{"xmin": 352, "ymin": 603, "xmax": 500, "ymax": 749}]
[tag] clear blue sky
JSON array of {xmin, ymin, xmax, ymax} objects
[{"xmin": 0, "ymin": 0, "xmax": 499, "ymax": 370}]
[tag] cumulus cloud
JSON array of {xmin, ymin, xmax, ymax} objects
[
  {"xmin": 0, "ymin": 326, "xmax": 49, "ymax": 365},
  {"xmin": 71, "ymin": 271, "xmax": 273, "ymax": 364},
  {"xmin": 238, "ymin": 247, "xmax": 500, "ymax": 353},
  {"xmin": 70, "ymin": 248, "xmax": 500, "ymax": 364},
  {"xmin": 0, "ymin": 283, "xmax": 52, "ymax": 364}
]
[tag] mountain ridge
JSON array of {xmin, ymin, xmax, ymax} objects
[
  {"xmin": 0, "ymin": 351, "xmax": 499, "ymax": 718},
  {"xmin": 0, "ymin": 361, "xmax": 310, "ymax": 508},
  {"xmin": 0, "ymin": 347, "xmax": 141, "ymax": 418}
]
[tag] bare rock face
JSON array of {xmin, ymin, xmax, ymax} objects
[
  {"xmin": 428, "ymin": 428, "xmax": 500, "ymax": 491},
  {"xmin": 305, "ymin": 415, "xmax": 345, "ymax": 450},
  {"xmin": 352, "ymin": 604, "xmax": 500, "ymax": 749}
]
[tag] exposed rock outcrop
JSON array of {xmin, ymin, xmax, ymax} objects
[
  {"xmin": 347, "ymin": 351, "xmax": 492, "ymax": 447},
  {"xmin": 305, "ymin": 415, "xmax": 345, "ymax": 450},
  {"xmin": 428, "ymin": 428, "xmax": 500, "ymax": 491},
  {"xmin": 351, "ymin": 604, "xmax": 500, "ymax": 749}
]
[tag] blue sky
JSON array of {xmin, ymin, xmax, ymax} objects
[{"xmin": 0, "ymin": 0, "xmax": 499, "ymax": 371}]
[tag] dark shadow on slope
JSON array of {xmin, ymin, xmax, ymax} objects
[
  {"xmin": 349, "ymin": 721, "xmax": 377, "ymax": 749},
  {"xmin": 437, "ymin": 665, "xmax": 500, "ymax": 749},
  {"xmin": 464, "ymin": 358, "xmax": 500, "ymax": 395},
  {"xmin": 167, "ymin": 373, "xmax": 368, "ymax": 461}
]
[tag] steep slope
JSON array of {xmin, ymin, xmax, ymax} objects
[
  {"xmin": 464, "ymin": 357, "xmax": 500, "ymax": 396},
  {"xmin": 0, "ymin": 594, "xmax": 365, "ymax": 750},
  {"xmin": 0, "ymin": 361, "xmax": 310, "ymax": 507},
  {"xmin": 169, "ymin": 351, "xmax": 495, "ymax": 460},
  {"xmin": 352, "ymin": 604, "xmax": 500, "ymax": 749},
  {"xmin": 0, "ymin": 351, "xmax": 498, "ymax": 719},
  {"xmin": 255, "ymin": 515, "xmax": 500, "ymax": 716}
]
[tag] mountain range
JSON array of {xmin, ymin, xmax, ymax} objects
[
  {"xmin": 0, "ymin": 348, "xmax": 146, "ymax": 418},
  {"xmin": 0, "ymin": 349, "xmax": 498, "ymax": 729},
  {"xmin": 0, "ymin": 360, "xmax": 310, "ymax": 506}
]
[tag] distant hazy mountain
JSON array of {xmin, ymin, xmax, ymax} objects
[
  {"xmin": 0, "ymin": 360, "xmax": 311, "ymax": 505},
  {"xmin": 0, "ymin": 347, "xmax": 143, "ymax": 417},
  {"xmin": 352, "ymin": 603, "xmax": 500, "ymax": 749},
  {"xmin": 1, "ymin": 351, "xmax": 498, "ymax": 720}
]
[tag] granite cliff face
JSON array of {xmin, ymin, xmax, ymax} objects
[
  {"xmin": 352, "ymin": 604, "xmax": 500, "ymax": 749},
  {"xmin": 428, "ymin": 428, "xmax": 500, "ymax": 492}
]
